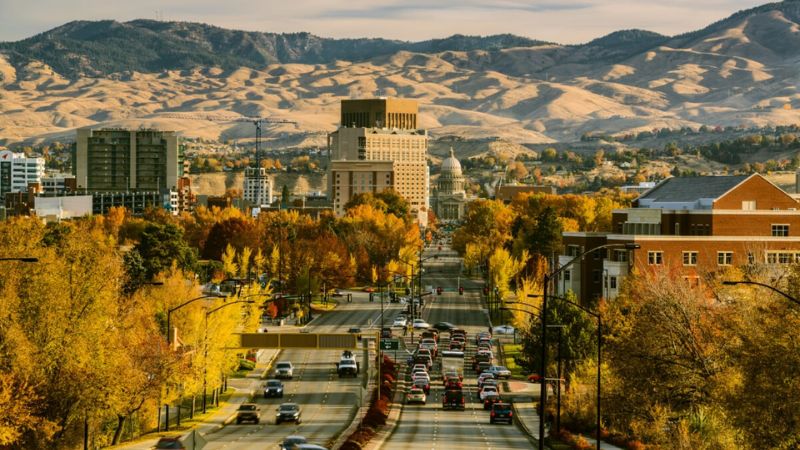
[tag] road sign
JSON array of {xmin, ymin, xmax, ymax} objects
[{"xmin": 380, "ymin": 339, "xmax": 399, "ymax": 350}]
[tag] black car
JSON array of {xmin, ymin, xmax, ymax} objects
[
  {"xmin": 489, "ymin": 402, "xmax": 513, "ymax": 424},
  {"xmin": 432, "ymin": 322, "xmax": 456, "ymax": 331},
  {"xmin": 442, "ymin": 389, "xmax": 465, "ymax": 410},
  {"xmin": 381, "ymin": 327, "xmax": 392, "ymax": 338},
  {"xmin": 235, "ymin": 403, "xmax": 260, "ymax": 424},
  {"xmin": 276, "ymin": 402, "xmax": 302, "ymax": 424},
  {"xmin": 263, "ymin": 379, "xmax": 284, "ymax": 398}
]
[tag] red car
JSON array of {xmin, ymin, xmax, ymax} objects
[{"xmin": 527, "ymin": 374, "xmax": 542, "ymax": 383}]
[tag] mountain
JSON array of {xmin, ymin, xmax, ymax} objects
[
  {"xmin": 0, "ymin": 1, "xmax": 799, "ymax": 146},
  {"xmin": 0, "ymin": 20, "xmax": 546, "ymax": 78}
]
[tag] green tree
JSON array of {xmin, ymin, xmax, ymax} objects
[{"xmin": 135, "ymin": 222, "xmax": 197, "ymax": 278}]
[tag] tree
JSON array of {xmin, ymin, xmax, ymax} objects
[{"xmin": 135, "ymin": 222, "xmax": 197, "ymax": 279}]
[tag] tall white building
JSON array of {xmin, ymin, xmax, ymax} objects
[
  {"xmin": 0, "ymin": 150, "xmax": 45, "ymax": 196},
  {"xmin": 243, "ymin": 167, "xmax": 272, "ymax": 207},
  {"xmin": 328, "ymin": 98, "xmax": 430, "ymax": 224}
]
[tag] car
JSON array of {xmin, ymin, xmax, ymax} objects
[
  {"xmin": 411, "ymin": 364, "xmax": 428, "ymax": 374},
  {"xmin": 492, "ymin": 325, "xmax": 516, "ymax": 335},
  {"xmin": 449, "ymin": 341, "xmax": 464, "ymax": 352},
  {"xmin": 476, "ymin": 361, "xmax": 492, "ymax": 374},
  {"xmin": 479, "ymin": 378, "xmax": 499, "ymax": 392},
  {"xmin": 276, "ymin": 403, "xmax": 302, "ymax": 424},
  {"xmin": 442, "ymin": 389, "xmax": 465, "ymax": 410},
  {"xmin": 413, "ymin": 353, "xmax": 433, "ymax": 369},
  {"xmin": 411, "ymin": 371, "xmax": 430, "ymax": 383},
  {"xmin": 489, "ymin": 402, "xmax": 514, "ymax": 424},
  {"xmin": 154, "ymin": 437, "xmax": 185, "ymax": 449},
  {"xmin": 527, "ymin": 373, "xmax": 542, "ymax": 383},
  {"xmin": 280, "ymin": 435, "xmax": 308, "ymax": 450},
  {"xmin": 381, "ymin": 327, "xmax": 393, "ymax": 339},
  {"xmin": 412, "ymin": 319, "xmax": 431, "ymax": 329},
  {"xmin": 348, "ymin": 327, "xmax": 362, "ymax": 334},
  {"xmin": 483, "ymin": 392, "xmax": 502, "ymax": 410},
  {"xmin": 445, "ymin": 377, "xmax": 463, "ymax": 390},
  {"xmin": 486, "ymin": 365, "xmax": 511, "ymax": 379},
  {"xmin": 421, "ymin": 329, "xmax": 439, "ymax": 342},
  {"xmin": 392, "ymin": 316, "xmax": 408, "ymax": 327},
  {"xmin": 477, "ymin": 373, "xmax": 495, "ymax": 388},
  {"xmin": 406, "ymin": 387, "xmax": 427, "ymax": 404},
  {"xmin": 296, "ymin": 445, "xmax": 329, "ymax": 450},
  {"xmin": 419, "ymin": 338, "xmax": 438, "ymax": 356},
  {"xmin": 479, "ymin": 385, "xmax": 499, "ymax": 401},
  {"xmin": 274, "ymin": 361, "xmax": 294, "ymax": 379},
  {"xmin": 264, "ymin": 379, "xmax": 284, "ymax": 398},
  {"xmin": 413, "ymin": 377, "xmax": 430, "ymax": 394},
  {"xmin": 235, "ymin": 403, "xmax": 260, "ymax": 424},
  {"xmin": 442, "ymin": 369, "xmax": 462, "ymax": 382},
  {"xmin": 432, "ymin": 321, "xmax": 456, "ymax": 331}
]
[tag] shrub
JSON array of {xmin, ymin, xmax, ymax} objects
[
  {"xmin": 626, "ymin": 440, "xmax": 646, "ymax": 450},
  {"xmin": 340, "ymin": 442, "xmax": 363, "ymax": 450},
  {"xmin": 238, "ymin": 359, "xmax": 255, "ymax": 371}
]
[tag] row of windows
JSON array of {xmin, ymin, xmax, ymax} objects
[{"xmin": 649, "ymin": 250, "xmax": 800, "ymax": 266}]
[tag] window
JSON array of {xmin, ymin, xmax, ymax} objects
[
  {"xmin": 717, "ymin": 251, "xmax": 733, "ymax": 266},
  {"xmin": 648, "ymin": 251, "xmax": 663, "ymax": 265},
  {"xmin": 742, "ymin": 200, "xmax": 756, "ymax": 210},
  {"xmin": 592, "ymin": 270, "xmax": 601, "ymax": 283},
  {"xmin": 747, "ymin": 252, "xmax": 755, "ymax": 264},
  {"xmin": 567, "ymin": 245, "xmax": 581, "ymax": 257},
  {"xmin": 682, "ymin": 251, "xmax": 698, "ymax": 266},
  {"xmin": 563, "ymin": 270, "xmax": 571, "ymax": 282},
  {"xmin": 609, "ymin": 276, "xmax": 617, "ymax": 289},
  {"xmin": 615, "ymin": 250, "xmax": 628, "ymax": 262},
  {"xmin": 772, "ymin": 224, "xmax": 789, "ymax": 237}
]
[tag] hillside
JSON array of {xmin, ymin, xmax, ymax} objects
[{"xmin": 0, "ymin": 1, "xmax": 799, "ymax": 146}]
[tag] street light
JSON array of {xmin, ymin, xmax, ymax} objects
[
  {"xmin": 203, "ymin": 300, "xmax": 255, "ymax": 413},
  {"xmin": 722, "ymin": 280, "xmax": 800, "ymax": 306},
  {"xmin": 167, "ymin": 294, "xmax": 227, "ymax": 346},
  {"xmin": 536, "ymin": 242, "xmax": 639, "ymax": 450}
]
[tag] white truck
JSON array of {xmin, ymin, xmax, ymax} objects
[{"xmin": 335, "ymin": 350, "xmax": 359, "ymax": 378}]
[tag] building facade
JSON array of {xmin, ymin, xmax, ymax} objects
[
  {"xmin": 557, "ymin": 174, "xmax": 800, "ymax": 304},
  {"xmin": 243, "ymin": 167, "xmax": 272, "ymax": 207},
  {"xmin": 431, "ymin": 147, "xmax": 468, "ymax": 222},
  {"xmin": 75, "ymin": 128, "xmax": 184, "ymax": 192},
  {"xmin": 0, "ymin": 150, "xmax": 45, "ymax": 196},
  {"xmin": 328, "ymin": 98, "xmax": 430, "ymax": 224}
]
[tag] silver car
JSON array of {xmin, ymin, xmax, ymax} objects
[{"xmin": 274, "ymin": 361, "xmax": 294, "ymax": 379}]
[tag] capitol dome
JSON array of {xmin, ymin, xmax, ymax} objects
[{"xmin": 441, "ymin": 147, "xmax": 463, "ymax": 175}]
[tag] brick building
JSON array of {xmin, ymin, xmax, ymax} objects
[{"xmin": 557, "ymin": 174, "xmax": 800, "ymax": 304}]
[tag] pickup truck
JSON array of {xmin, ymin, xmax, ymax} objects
[{"xmin": 335, "ymin": 351, "xmax": 359, "ymax": 377}]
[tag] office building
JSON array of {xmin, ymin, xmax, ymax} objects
[
  {"xmin": 328, "ymin": 98, "xmax": 430, "ymax": 224},
  {"xmin": 74, "ymin": 128, "xmax": 184, "ymax": 192},
  {"xmin": 557, "ymin": 174, "xmax": 800, "ymax": 303},
  {"xmin": 0, "ymin": 150, "xmax": 44, "ymax": 196},
  {"xmin": 243, "ymin": 167, "xmax": 272, "ymax": 207}
]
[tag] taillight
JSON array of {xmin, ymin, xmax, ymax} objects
[
  {"xmin": 490, "ymin": 412, "xmax": 495, "ymax": 417},
  {"xmin": 509, "ymin": 412, "xmax": 513, "ymax": 416}
]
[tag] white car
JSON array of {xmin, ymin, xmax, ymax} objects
[
  {"xmin": 393, "ymin": 316, "xmax": 408, "ymax": 327},
  {"xmin": 411, "ymin": 371, "xmax": 431, "ymax": 383},
  {"xmin": 479, "ymin": 385, "xmax": 498, "ymax": 401},
  {"xmin": 274, "ymin": 361, "xmax": 294, "ymax": 379},
  {"xmin": 492, "ymin": 325, "xmax": 516, "ymax": 335},
  {"xmin": 412, "ymin": 319, "xmax": 431, "ymax": 329}
]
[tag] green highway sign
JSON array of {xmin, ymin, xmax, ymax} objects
[{"xmin": 380, "ymin": 339, "xmax": 399, "ymax": 350}]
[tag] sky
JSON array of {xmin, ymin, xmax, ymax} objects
[{"xmin": 0, "ymin": 0, "xmax": 767, "ymax": 44}]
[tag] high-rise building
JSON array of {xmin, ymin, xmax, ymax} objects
[
  {"xmin": 243, "ymin": 167, "xmax": 272, "ymax": 207},
  {"xmin": 74, "ymin": 128, "xmax": 184, "ymax": 192},
  {"xmin": 0, "ymin": 150, "xmax": 45, "ymax": 196},
  {"xmin": 328, "ymin": 98, "xmax": 430, "ymax": 223}
]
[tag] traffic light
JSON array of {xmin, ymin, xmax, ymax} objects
[{"xmin": 459, "ymin": 286, "xmax": 464, "ymax": 295}]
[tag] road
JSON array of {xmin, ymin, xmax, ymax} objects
[
  {"xmin": 380, "ymin": 249, "xmax": 534, "ymax": 450},
  {"xmin": 202, "ymin": 291, "xmax": 405, "ymax": 450}
]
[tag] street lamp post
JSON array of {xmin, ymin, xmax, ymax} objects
[
  {"xmin": 547, "ymin": 324, "xmax": 566, "ymax": 435},
  {"xmin": 203, "ymin": 300, "xmax": 255, "ymax": 413},
  {"xmin": 167, "ymin": 295, "xmax": 226, "ymax": 346},
  {"xmin": 722, "ymin": 280, "xmax": 800, "ymax": 306},
  {"xmin": 536, "ymin": 242, "xmax": 638, "ymax": 450}
]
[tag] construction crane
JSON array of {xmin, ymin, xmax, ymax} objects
[{"xmin": 157, "ymin": 112, "xmax": 297, "ymax": 169}]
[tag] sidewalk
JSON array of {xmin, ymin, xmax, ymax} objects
[
  {"xmin": 113, "ymin": 349, "xmax": 280, "ymax": 449},
  {"xmin": 502, "ymin": 380, "xmax": 623, "ymax": 450}
]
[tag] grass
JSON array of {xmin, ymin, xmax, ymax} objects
[
  {"xmin": 502, "ymin": 343, "xmax": 526, "ymax": 379},
  {"xmin": 311, "ymin": 300, "xmax": 338, "ymax": 311}
]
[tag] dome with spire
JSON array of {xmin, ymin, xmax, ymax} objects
[{"xmin": 441, "ymin": 147, "xmax": 463, "ymax": 175}]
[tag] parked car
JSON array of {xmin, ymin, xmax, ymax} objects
[
  {"xmin": 235, "ymin": 403, "xmax": 260, "ymax": 424},
  {"xmin": 492, "ymin": 325, "xmax": 516, "ymax": 335},
  {"xmin": 527, "ymin": 373, "xmax": 542, "ymax": 383},
  {"xmin": 264, "ymin": 379, "xmax": 284, "ymax": 398},
  {"xmin": 275, "ymin": 403, "xmax": 302, "ymax": 424},
  {"xmin": 274, "ymin": 361, "xmax": 294, "ymax": 379},
  {"xmin": 489, "ymin": 402, "xmax": 513, "ymax": 424},
  {"xmin": 406, "ymin": 387, "xmax": 427, "ymax": 404}
]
